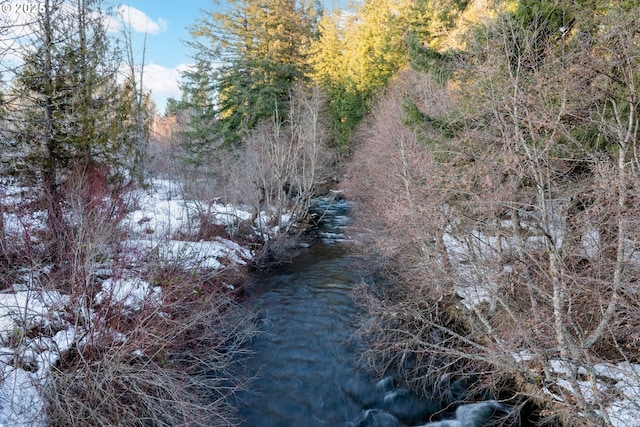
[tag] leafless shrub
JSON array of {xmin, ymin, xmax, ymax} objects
[
  {"xmin": 224, "ymin": 84, "xmax": 332, "ymax": 235},
  {"xmin": 44, "ymin": 265, "xmax": 256, "ymax": 427},
  {"xmin": 249, "ymin": 234, "xmax": 301, "ymax": 271},
  {"xmin": 345, "ymin": 4, "xmax": 640, "ymax": 422}
]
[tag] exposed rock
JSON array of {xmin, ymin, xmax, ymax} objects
[{"xmin": 348, "ymin": 409, "xmax": 404, "ymax": 427}]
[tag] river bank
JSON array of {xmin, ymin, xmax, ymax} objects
[{"xmin": 0, "ymin": 178, "xmax": 266, "ymax": 426}]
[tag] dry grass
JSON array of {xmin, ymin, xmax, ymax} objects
[{"xmin": 44, "ymin": 271, "xmax": 256, "ymax": 427}]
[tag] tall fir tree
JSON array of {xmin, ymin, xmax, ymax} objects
[{"xmin": 180, "ymin": 0, "xmax": 320, "ymax": 150}]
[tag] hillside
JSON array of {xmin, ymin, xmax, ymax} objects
[{"xmin": 340, "ymin": 2, "xmax": 640, "ymax": 425}]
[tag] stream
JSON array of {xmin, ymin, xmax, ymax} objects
[
  {"xmin": 236, "ymin": 197, "xmax": 371, "ymax": 426},
  {"xmin": 235, "ymin": 197, "xmax": 507, "ymax": 427}
]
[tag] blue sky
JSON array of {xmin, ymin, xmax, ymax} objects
[
  {"xmin": 109, "ymin": 1, "xmax": 347, "ymax": 114},
  {"xmin": 108, "ymin": 0, "xmax": 213, "ymax": 114}
]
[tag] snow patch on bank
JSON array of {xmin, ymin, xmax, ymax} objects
[
  {"xmin": 125, "ymin": 179, "xmax": 254, "ymax": 239},
  {"xmin": 0, "ymin": 179, "xmax": 262, "ymax": 426},
  {"xmin": 121, "ymin": 237, "xmax": 253, "ymax": 270},
  {"xmin": 95, "ymin": 278, "xmax": 161, "ymax": 311},
  {"xmin": 0, "ymin": 290, "xmax": 73, "ymax": 427}
]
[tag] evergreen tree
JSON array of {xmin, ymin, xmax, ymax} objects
[
  {"xmin": 10, "ymin": 0, "xmax": 144, "ymax": 270},
  {"xmin": 177, "ymin": 53, "xmax": 220, "ymax": 164},
  {"xmin": 180, "ymin": 0, "xmax": 320, "ymax": 149},
  {"xmin": 311, "ymin": 1, "xmax": 408, "ymax": 148}
]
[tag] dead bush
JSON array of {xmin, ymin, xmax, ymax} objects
[{"xmin": 45, "ymin": 276, "xmax": 256, "ymax": 427}]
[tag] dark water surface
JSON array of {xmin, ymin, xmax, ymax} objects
[
  {"xmin": 234, "ymin": 198, "xmax": 534, "ymax": 427},
  {"xmin": 236, "ymin": 198, "xmax": 373, "ymax": 426}
]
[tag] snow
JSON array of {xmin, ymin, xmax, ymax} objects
[
  {"xmin": 441, "ymin": 200, "xmax": 640, "ymax": 425},
  {"xmin": 212, "ymin": 203, "xmax": 254, "ymax": 226},
  {"xmin": 0, "ymin": 367, "xmax": 47, "ymax": 427},
  {"xmin": 0, "ymin": 290, "xmax": 69, "ymax": 339},
  {"xmin": 511, "ymin": 350, "xmax": 536, "ymax": 363},
  {"xmin": 118, "ymin": 179, "xmax": 263, "ymax": 270},
  {"xmin": 0, "ymin": 291, "xmax": 73, "ymax": 427},
  {"xmin": 253, "ymin": 209, "xmax": 295, "ymax": 238},
  {"xmin": 593, "ymin": 363, "xmax": 640, "ymax": 426},
  {"xmin": 442, "ymin": 231, "xmax": 505, "ymax": 309},
  {"xmin": 121, "ymin": 236, "xmax": 253, "ymax": 270},
  {"xmin": 0, "ymin": 178, "xmax": 264, "ymax": 426},
  {"xmin": 540, "ymin": 360, "xmax": 640, "ymax": 426},
  {"xmin": 0, "ymin": 182, "xmax": 45, "ymax": 238},
  {"xmin": 160, "ymin": 238, "xmax": 248, "ymax": 269},
  {"xmin": 125, "ymin": 179, "xmax": 253, "ymax": 239},
  {"xmin": 95, "ymin": 278, "xmax": 161, "ymax": 311}
]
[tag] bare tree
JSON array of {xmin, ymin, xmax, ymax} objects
[
  {"xmin": 345, "ymin": 2, "xmax": 640, "ymax": 425},
  {"xmin": 226, "ymin": 84, "xmax": 332, "ymax": 242}
]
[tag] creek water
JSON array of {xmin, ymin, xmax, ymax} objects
[
  {"xmin": 233, "ymin": 198, "xmax": 532, "ymax": 427},
  {"xmin": 236, "ymin": 197, "xmax": 378, "ymax": 426}
]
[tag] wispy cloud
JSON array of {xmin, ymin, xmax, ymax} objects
[{"xmin": 114, "ymin": 5, "xmax": 167, "ymax": 35}]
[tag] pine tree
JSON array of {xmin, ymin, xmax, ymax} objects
[{"xmin": 180, "ymin": 0, "xmax": 320, "ymax": 148}]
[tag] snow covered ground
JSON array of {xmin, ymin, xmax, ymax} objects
[{"xmin": 0, "ymin": 179, "xmax": 266, "ymax": 426}]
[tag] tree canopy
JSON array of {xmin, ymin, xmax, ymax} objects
[{"xmin": 179, "ymin": 0, "xmax": 320, "ymax": 152}]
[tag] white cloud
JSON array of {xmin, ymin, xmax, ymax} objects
[
  {"xmin": 143, "ymin": 63, "xmax": 185, "ymax": 97},
  {"xmin": 141, "ymin": 63, "xmax": 191, "ymax": 113},
  {"xmin": 117, "ymin": 62, "xmax": 191, "ymax": 113},
  {"xmin": 99, "ymin": 10, "xmax": 122, "ymax": 33},
  {"xmin": 114, "ymin": 5, "xmax": 167, "ymax": 35}
]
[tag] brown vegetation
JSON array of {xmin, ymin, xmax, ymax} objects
[
  {"xmin": 343, "ymin": 2, "xmax": 640, "ymax": 425},
  {"xmin": 0, "ymin": 159, "xmax": 257, "ymax": 425},
  {"xmin": 45, "ymin": 265, "xmax": 255, "ymax": 427}
]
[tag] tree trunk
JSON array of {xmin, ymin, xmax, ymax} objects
[{"xmin": 43, "ymin": 0, "xmax": 68, "ymax": 273}]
